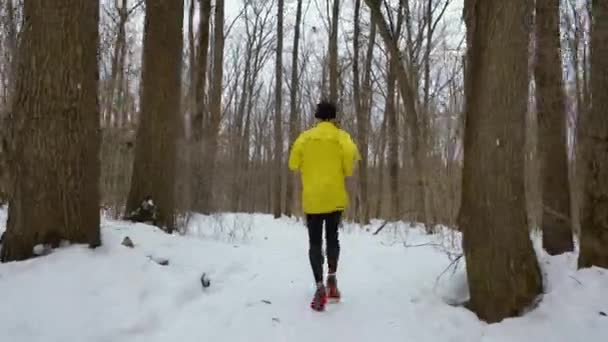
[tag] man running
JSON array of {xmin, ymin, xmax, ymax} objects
[{"xmin": 288, "ymin": 101, "xmax": 360, "ymax": 311}]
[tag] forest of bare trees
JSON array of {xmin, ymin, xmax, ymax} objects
[{"xmin": 0, "ymin": 0, "xmax": 606, "ymax": 324}]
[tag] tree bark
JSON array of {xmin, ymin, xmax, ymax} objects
[
  {"xmin": 0, "ymin": 0, "xmax": 18, "ymax": 204},
  {"xmin": 190, "ymin": 0, "xmax": 211, "ymax": 211},
  {"xmin": 198, "ymin": 0, "xmax": 225, "ymax": 213},
  {"xmin": 386, "ymin": 56, "xmax": 400, "ymax": 221},
  {"xmin": 534, "ymin": 0, "xmax": 574, "ymax": 255},
  {"xmin": 273, "ymin": 0, "xmax": 284, "ymax": 218},
  {"xmin": 329, "ymin": 0, "xmax": 340, "ymax": 104},
  {"xmin": 192, "ymin": 0, "xmax": 211, "ymax": 142},
  {"xmin": 578, "ymin": 0, "xmax": 608, "ymax": 269},
  {"xmin": 458, "ymin": 0, "xmax": 542, "ymax": 323},
  {"xmin": 126, "ymin": 0, "xmax": 183, "ymax": 231},
  {"xmin": 285, "ymin": 0, "xmax": 303, "ymax": 217},
  {"xmin": 1, "ymin": 0, "xmax": 101, "ymax": 261},
  {"xmin": 187, "ymin": 0, "xmax": 196, "ymax": 136}
]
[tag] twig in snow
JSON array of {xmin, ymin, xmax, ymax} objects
[
  {"xmin": 373, "ymin": 220, "xmax": 389, "ymax": 235},
  {"xmin": 569, "ymin": 275, "xmax": 583, "ymax": 286},
  {"xmin": 403, "ymin": 242, "xmax": 443, "ymax": 248},
  {"xmin": 434, "ymin": 254, "xmax": 463, "ymax": 289},
  {"xmin": 380, "ymin": 240, "xmax": 399, "ymax": 247}
]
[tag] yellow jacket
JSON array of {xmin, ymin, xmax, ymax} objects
[{"xmin": 288, "ymin": 121, "xmax": 361, "ymax": 214}]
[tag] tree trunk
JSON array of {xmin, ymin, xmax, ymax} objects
[
  {"xmin": 386, "ymin": 57, "xmax": 400, "ymax": 221},
  {"xmin": 376, "ymin": 113, "xmax": 387, "ymax": 219},
  {"xmin": 362, "ymin": 9, "xmax": 376, "ymax": 221},
  {"xmin": 329, "ymin": 0, "xmax": 340, "ymax": 104},
  {"xmin": 285, "ymin": 0, "xmax": 303, "ymax": 217},
  {"xmin": 191, "ymin": 0, "xmax": 211, "ymax": 211},
  {"xmin": 458, "ymin": 0, "xmax": 542, "ymax": 323},
  {"xmin": 578, "ymin": 0, "xmax": 608, "ymax": 269},
  {"xmin": 231, "ymin": 42, "xmax": 252, "ymax": 212},
  {"xmin": 364, "ymin": 0, "xmax": 429, "ymax": 226},
  {"xmin": 126, "ymin": 0, "xmax": 184, "ymax": 232},
  {"xmin": 1, "ymin": 0, "xmax": 101, "ymax": 261},
  {"xmin": 198, "ymin": 0, "xmax": 225, "ymax": 213},
  {"xmin": 0, "ymin": 0, "xmax": 18, "ymax": 204},
  {"xmin": 353, "ymin": 0, "xmax": 372, "ymax": 224},
  {"xmin": 273, "ymin": 0, "xmax": 284, "ymax": 218},
  {"xmin": 187, "ymin": 0, "xmax": 195, "ymax": 137},
  {"xmin": 192, "ymin": 0, "xmax": 211, "ymax": 142},
  {"xmin": 534, "ymin": 0, "xmax": 574, "ymax": 255}
]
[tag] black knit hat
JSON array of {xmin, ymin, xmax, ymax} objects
[{"xmin": 314, "ymin": 101, "xmax": 337, "ymax": 120}]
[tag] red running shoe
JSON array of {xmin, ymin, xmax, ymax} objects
[
  {"xmin": 310, "ymin": 285, "xmax": 327, "ymax": 311},
  {"xmin": 327, "ymin": 274, "xmax": 341, "ymax": 302}
]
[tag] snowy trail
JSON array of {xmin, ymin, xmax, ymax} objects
[{"xmin": 1, "ymin": 211, "xmax": 607, "ymax": 342}]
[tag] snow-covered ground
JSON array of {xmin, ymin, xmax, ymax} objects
[{"xmin": 0, "ymin": 208, "xmax": 607, "ymax": 342}]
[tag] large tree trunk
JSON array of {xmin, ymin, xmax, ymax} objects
[
  {"xmin": 458, "ymin": 0, "xmax": 542, "ymax": 323},
  {"xmin": 578, "ymin": 0, "xmax": 608, "ymax": 269},
  {"xmin": 329, "ymin": 0, "xmax": 340, "ymax": 104},
  {"xmin": 126, "ymin": 0, "xmax": 183, "ymax": 232},
  {"xmin": 285, "ymin": 0, "xmax": 303, "ymax": 217},
  {"xmin": 198, "ymin": 0, "xmax": 225, "ymax": 213},
  {"xmin": 191, "ymin": 0, "xmax": 211, "ymax": 211},
  {"xmin": 0, "ymin": 0, "xmax": 18, "ymax": 204},
  {"xmin": 535, "ymin": 0, "xmax": 574, "ymax": 255},
  {"xmin": 1, "ymin": 0, "xmax": 101, "ymax": 261},
  {"xmin": 192, "ymin": 0, "xmax": 211, "ymax": 143},
  {"xmin": 273, "ymin": 0, "xmax": 284, "ymax": 218}
]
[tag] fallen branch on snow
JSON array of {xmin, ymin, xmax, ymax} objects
[
  {"xmin": 403, "ymin": 242, "xmax": 444, "ymax": 248},
  {"xmin": 372, "ymin": 221, "xmax": 389, "ymax": 235},
  {"xmin": 434, "ymin": 254, "xmax": 464, "ymax": 289}
]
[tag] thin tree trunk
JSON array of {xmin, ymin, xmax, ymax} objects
[
  {"xmin": 114, "ymin": 3, "xmax": 129, "ymax": 128},
  {"xmin": 105, "ymin": 1, "xmax": 129, "ymax": 128},
  {"xmin": 126, "ymin": 0, "xmax": 184, "ymax": 232},
  {"xmin": 535, "ymin": 0, "xmax": 574, "ymax": 255},
  {"xmin": 273, "ymin": 0, "xmax": 284, "ymax": 218},
  {"xmin": 353, "ymin": 0, "xmax": 371, "ymax": 224},
  {"xmin": 376, "ymin": 113, "xmax": 387, "ymax": 219},
  {"xmin": 386, "ymin": 57, "xmax": 400, "ymax": 221},
  {"xmin": 329, "ymin": 0, "xmax": 340, "ymax": 104},
  {"xmin": 199, "ymin": 0, "xmax": 225, "ymax": 213},
  {"xmin": 192, "ymin": 0, "xmax": 211, "ymax": 142},
  {"xmin": 1, "ymin": 0, "xmax": 101, "ymax": 261},
  {"xmin": 187, "ymin": 0, "xmax": 195, "ymax": 137},
  {"xmin": 231, "ymin": 36, "xmax": 252, "ymax": 211},
  {"xmin": 364, "ymin": 0, "xmax": 429, "ymax": 226},
  {"xmin": 286, "ymin": 0, "xmax": 303, "ymax": 217},
  {"xmin": 578, "ymin": 0, "xmax": 608, "ymax": 269},
  {"xmin": 190, "ymin": 0, "xmax": 211, "ymax": 211},
  {"xmin": 458, "ymin": 0, "xmax": 542, "ymax": 323}
]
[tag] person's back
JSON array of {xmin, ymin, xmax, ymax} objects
[
  {"xmin": 288, "ymin": 101, "xmax": 360, "ymax": 312},
  {"xmin": 289, "ymin": 121, "xmax": 358, "ymax": 214}
]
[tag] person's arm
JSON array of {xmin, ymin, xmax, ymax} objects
[
  {"xmin": 340, "ymin": 131, "xmax": 361, "ymax": 177},
  {"xmin": 288, "ymin": 133, "xmax": 305, "ymax": 172}
]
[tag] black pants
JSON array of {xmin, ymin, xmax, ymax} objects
[{"xmin": 306, "ymin": 211, "xmax": 341, "ymax": 283}]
